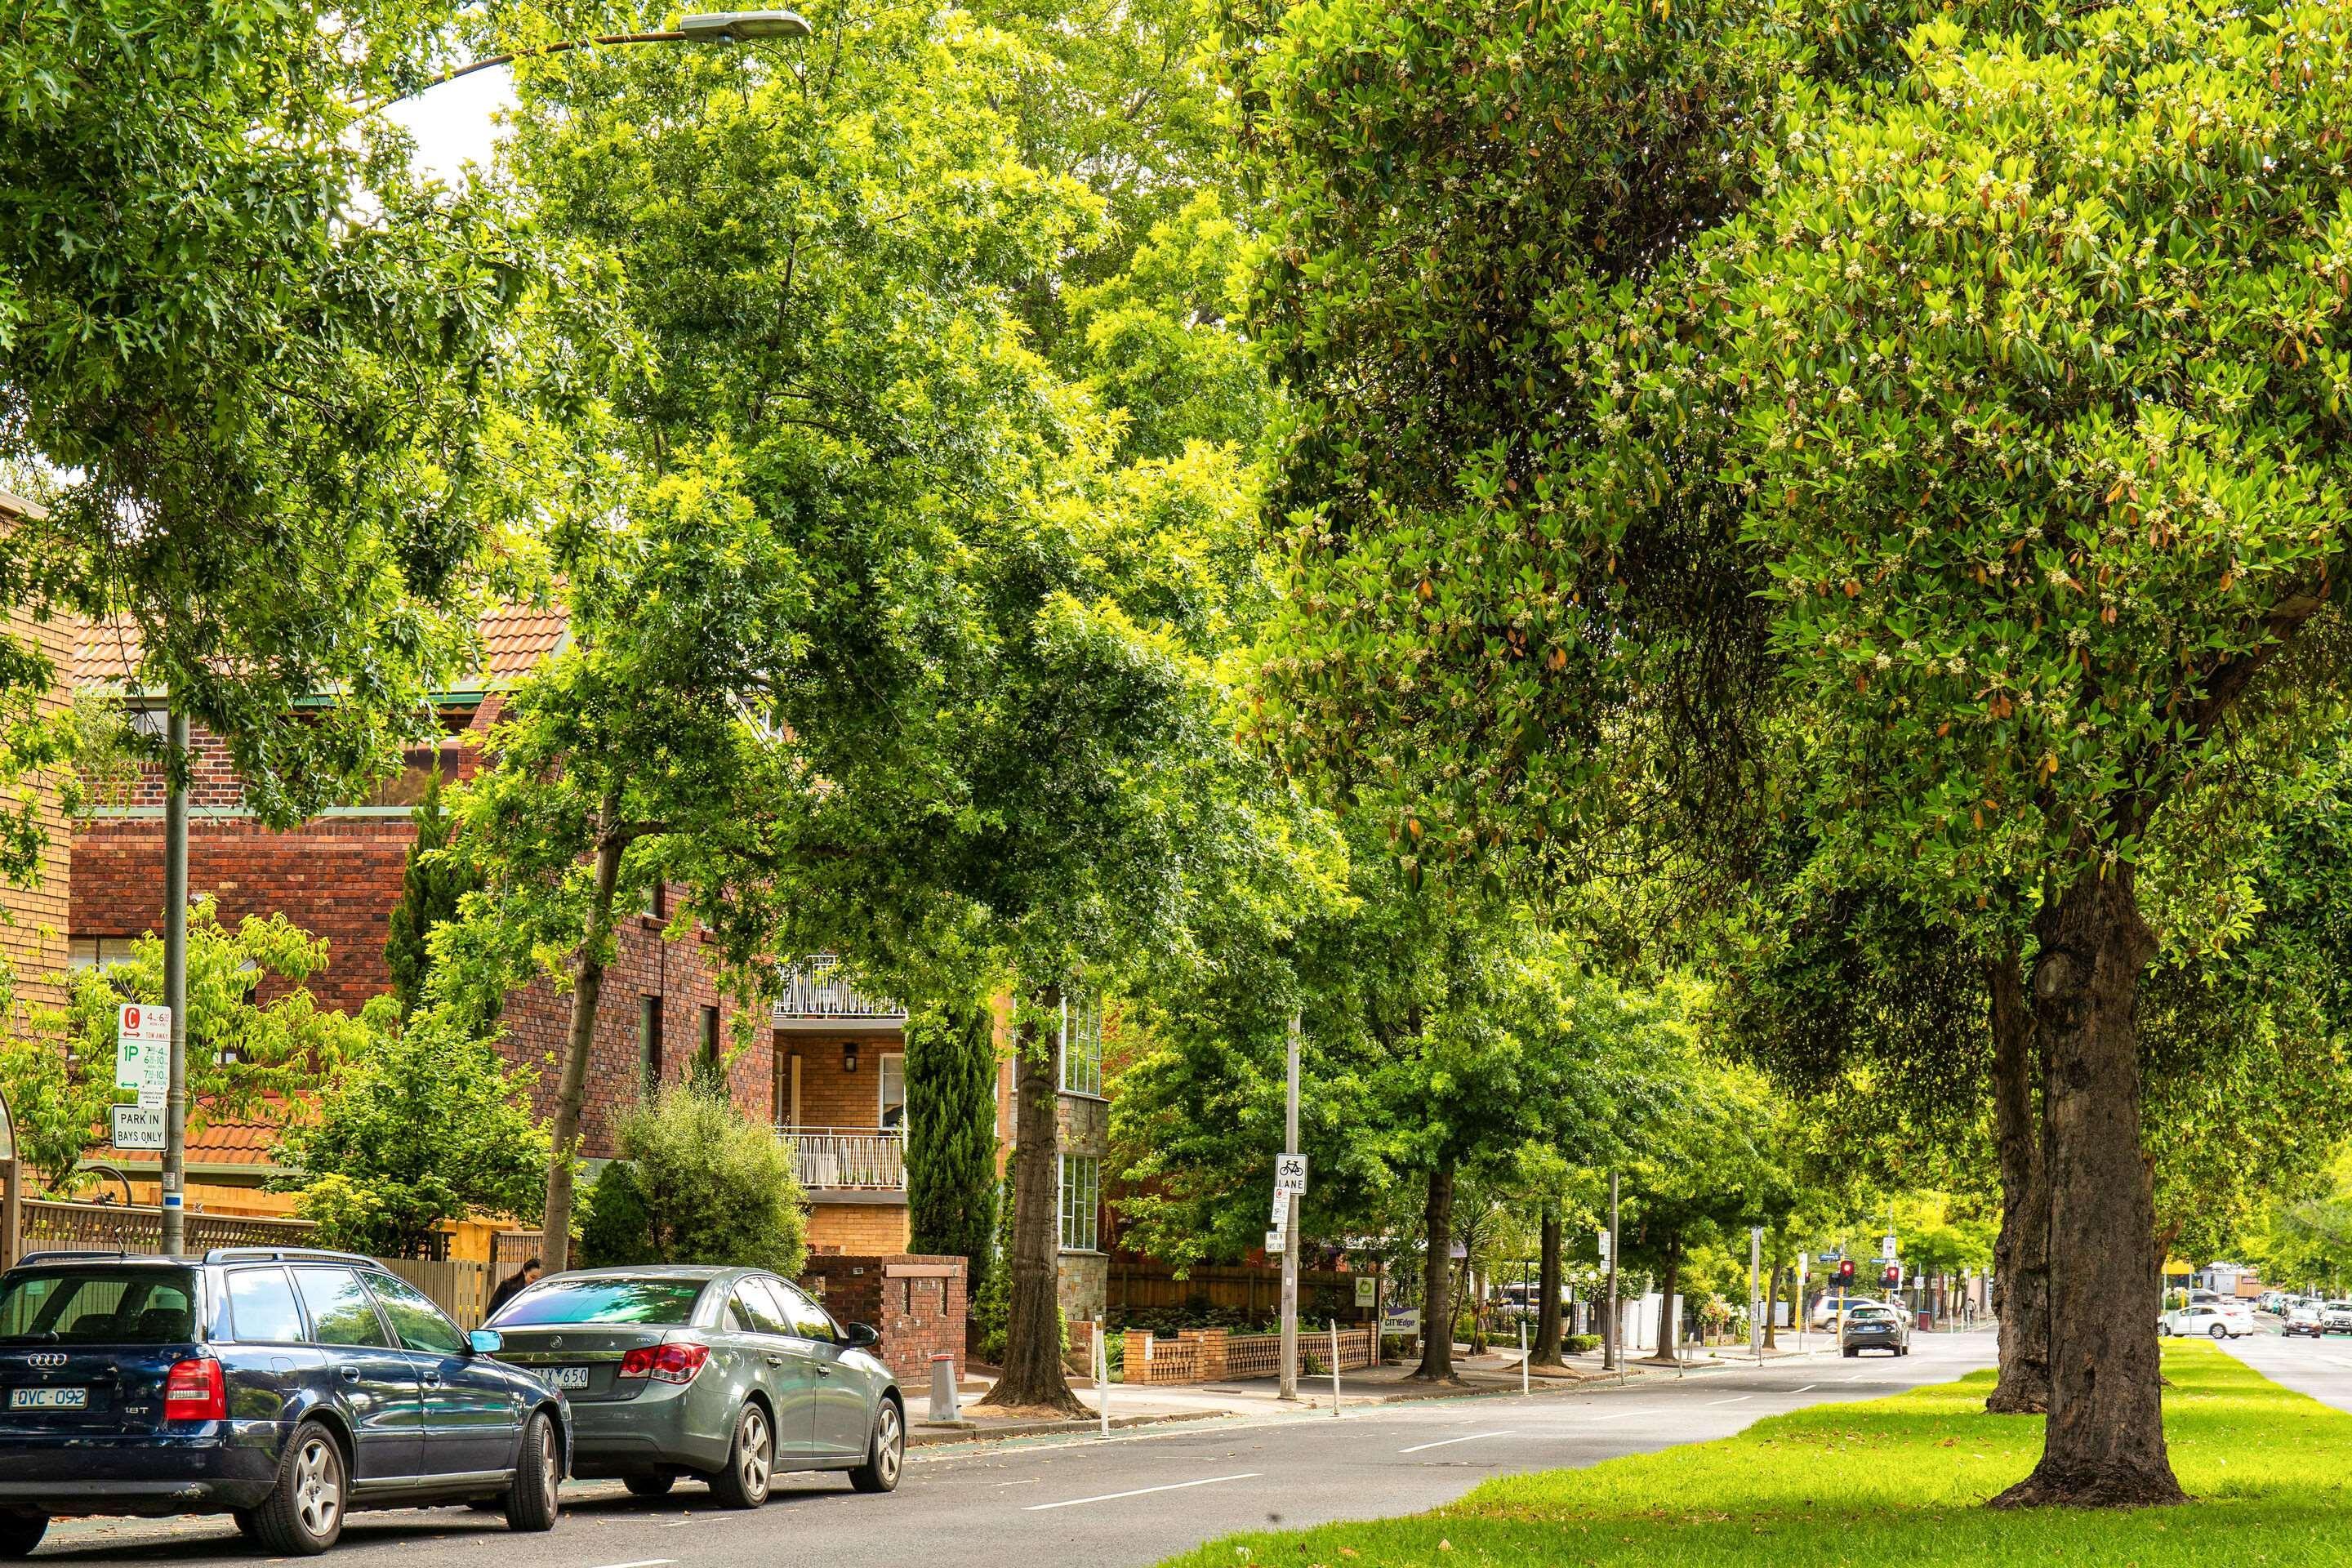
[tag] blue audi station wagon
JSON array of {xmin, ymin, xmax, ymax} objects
[{"xmin": 0, "ymin": 1248, "xmax": 569, "ymax": 1556}]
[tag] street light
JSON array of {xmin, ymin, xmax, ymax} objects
[
  {"xmin": 679, "ymin": 10, "xmax": 814, "ymax": 41},
  {"xmin": 373, "ymin": 11, "xmax": 813, "ymax": 108}
]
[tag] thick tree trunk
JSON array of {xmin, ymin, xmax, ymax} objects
[
  {"xmin": 1532, "ymin": 1201, "xmax": 1564, "ymax": 1367},
  {"xmin": 1986, "ymin": 945, "xmax": 2051, "ymax": 1414},
  {"xmin": 1992, "ymin": 865, "xmax": 2185, "ymax": 1509},
  {"xmin": 977, "ymin": 991, "xmax": 1082, "ymax": 1414},
  {"xmin": 541, "ymin": 816, "xmax": 626, "ymax": 1273},
  {"xmin": 1415, "ymin": 1161, "xmax": 1456, "ymax": 1381},
  {"xmin": 1655, "ymin": 1234, "xmax": 1682, "ymax": 1363}
]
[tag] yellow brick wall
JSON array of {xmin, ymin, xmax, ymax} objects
[
  {"xmin": 774, "ymin": 1031, "xmax": 903, "ymax": 1129},
  {"xmin": 1, "ymin": 605, "xmax": 75, "ymax": 1015},
  {"xmin": 805, "ymin": 1201, "xmax": 911, "ymax": 1256}
]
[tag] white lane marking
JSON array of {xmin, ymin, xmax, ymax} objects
[
  {"xmin": 589, "ymin": 1560, "xmax": 679, "ymax": 1568},
  {"xmin": 993, "ymin": 1477, "xmax": 1043, "ymax": 1487},
  {"xmin": 1704, "ymin": 1396, "xmax": 1753, "ymax": 1406},
  {"xmin": 1398, "ymin": 1430, "xmax": 1517, "ymax": 1454},
  {"xmin": 1841, "ymin": 1375, "xmax": 1869, "ymax": 1383},
  {"xmin": 1790, "ymin": 1383, "xmax": 1818, "ymax": 1393},
  {"xmin": 1026, "ymin": 1472, "xmax": 1261, "ymax": 1512},
  {"xmin": 1588, "ymin": 1410, "xmax": 1655, "ymax": 1422}
]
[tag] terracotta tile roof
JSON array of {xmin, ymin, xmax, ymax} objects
[
  {"xmin": 474, "ymin": 603, "xmax": 570, "ymax": 685},
  {"xmin": 69, "ymin": 602, "xmax": 570, "ymax": 693}
]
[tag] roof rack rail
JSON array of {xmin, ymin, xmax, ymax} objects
[
  {"xmin": 202, "ymin": 1247, "xmax": 378, "ymax": 1267},
  {"xmin": 11, "ymin": 1250, "xmax": 137, "ymax": 1267}
]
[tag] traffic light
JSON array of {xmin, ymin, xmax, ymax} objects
[
  {"xmin": 1838, "ymin": 1258, "xmax": 1855, "ymax": 1286},
  {"xmin": 1883, "ymin": 1264, "xmax": 1901, "ymax": 1288}
]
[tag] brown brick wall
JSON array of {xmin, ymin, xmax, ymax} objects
[
  {"xmin": 798, "ymin": 1253, "xmax": 966, "ymax": 1387},
  {"xmin": 72, "ymin": 815, "xmax": 413, "ymax": 1014}
]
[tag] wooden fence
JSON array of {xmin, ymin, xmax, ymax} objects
[
  {"xmin": 381, "ymin": 1258, "xmax": 497, "ymax": 1330},
  {"xmin": 1110, "ymin": 1263, "xmax": 1375, "ymax": 1320},
  {"xmin": 1121, "ymin": 1325, "xmax": 1378, "ymax": 1385},
  {"xmin": 18, "ymin": 1199, "xmax": 315, "ymax": 1256},
  {"xmin": 10, "ymin": 1200, "xmax": 501, "ymax": 1330}
]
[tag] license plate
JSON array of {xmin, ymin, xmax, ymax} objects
[
  {"xmin": 548, "ymin": 1366, "xmax": 591, "ymax": 1391},
  {"xmin": 9, "ymin": 1387, "xmax": 87, "ymax": 1410}
]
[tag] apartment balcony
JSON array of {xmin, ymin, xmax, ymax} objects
[
  {"xmin": 772, "ymin": 954, "xmax": 906, "ymax": 1031},
  {"xmin": 782, "ymin": 1125, "xmax": 906, "ymax": 1192}
]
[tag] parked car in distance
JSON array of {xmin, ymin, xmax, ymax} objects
[
  {"xmin": 483, "ymin": 1266, "xmax": 902, "ymax": 1508},
  {"xmin": 1840, "ymin": 1303, "xmax": 1910, "ymax": 1357},
  {"xmin": 1809, "ymin": 1294, "xmax": 1883, "ymax": 1331},
  {"xmin": 0, "ymin": 1248, "xmax": 566, "ymax": 1558},
  {"xmin": 2325, "ymin": 1301, "xmax": 2352, "ymax": 1335},
  {"xmin": 2162, "ymin": 1299, "xmax": 2256, "ymax": 1339},
  {"xmin": 2257, "ymin": 1291, "xmax": 2287, "ymax": 1316},
  {"xmin": 2284, "ymin": 1300, "xmax": 2328, "ymax": 1338}
]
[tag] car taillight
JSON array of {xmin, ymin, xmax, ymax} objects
[
  {"xmin": 617, "ymin": 1343, "xmax": 710, "ymax": 1385},
  {"xmin": 164, "ymin": 1358, "xmax": 226, "ymax": 1422}
]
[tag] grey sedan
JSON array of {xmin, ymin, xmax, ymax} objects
[
  {"xmin": 1840, "ymin": 1303, "xmax": 1911, "ymax": 1357},
  {"xmin": 483, "ymin": 1267, "xmax": 902, "ymax": 1506}
]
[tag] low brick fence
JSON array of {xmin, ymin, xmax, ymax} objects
[
  {"xmin": 799, "ymin": 1252, "xmax": 967, "ymax": 1389},
  {"xmin": 1123, "ymin": 1325, "xmax": 1377, "ymax": 1385}
]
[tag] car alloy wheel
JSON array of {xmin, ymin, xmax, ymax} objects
[
  {"xmin": 299, "ymin": 1436, "xmax": 340, "ymax": 1536},
  {"xmin": 2211, "ymin": 1324, "xmax": 2228, "ymax": 1339},
  {"xmin": 712, "ymin": 1403, "xmax": 773, "ymax": 1508},
  {"xmin": 739, "ymin": 1408, "xmax": 771, "ymax": 1497},
  {"xmin": 877, "ymin": 1401, "xmax": 903, "ymax": 1486}
]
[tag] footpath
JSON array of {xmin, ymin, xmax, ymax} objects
[{"xmin": 912, "ymin": 1331, "xmax": 1886, "ymax": 1447}]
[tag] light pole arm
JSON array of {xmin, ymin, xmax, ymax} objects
[
  {"xmin": 384, "ymin": 32, "xmax": 690, "ymax": 108},
  {"xmin": 361, "ymin": 11, "xmax": 808, "ymax": 114}
]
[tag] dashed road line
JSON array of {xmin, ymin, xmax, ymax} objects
[
  {"xmin": 1704, "ymin": 1396, "xmax": 1753, "ymax": 1406},
  {"xmin": 1027, "ymin": 1472, "xmax": 1260, "ymax": 1512},
  {"xmin": 1398, "ymin": 1431, "xmax": 1517, "ymax": 1454}
]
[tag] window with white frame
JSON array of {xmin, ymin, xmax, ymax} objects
[
  {"xmin": 1058, "ymin": 994, "xmax": 1102, "ymax": 1098},
  {"xmin": 1058, "ymin": 1153, "xmax": 1101, "ymax": 1253},
  {"xmin": 68, "ymin": 937, "xmax": 140, "ymax": 971},
  {"xmin": 878, "ymin": 1052, "xmax": 906, "ymax": 1129}
]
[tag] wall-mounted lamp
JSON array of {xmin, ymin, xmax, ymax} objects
[{"xmin": 843, "ymin": 1040, "xmax": 859, "ymax": 1073}]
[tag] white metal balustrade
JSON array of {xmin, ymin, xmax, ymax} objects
[
  {"xmin": 772, "ymin": 955, "xmax": 906, "ymax": 1024},
  {"xmin": 781, "ymin": 1126, "xmax": 906, "ymax": 1190}
]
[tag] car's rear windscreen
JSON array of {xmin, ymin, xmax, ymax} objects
[
  {"xmin": 0, "ymin": 1267, "xmax": 198, "ymax": 1344},
  {"xmin": 490, "ymin": 1278, "xmax": 707, "ymax": 1327}
]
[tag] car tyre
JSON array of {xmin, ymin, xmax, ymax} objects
[
  {"xmin": 504, "ymin": 1410, "xmax": 561, "ymax": 1533},
  {"xmin": 1842, "ymin": 1347, "xmax": 1858, "ymax": 1358},
  {"xmin": 2210, "ymin": 1324, "xmax": 2229, "ymax": 1340},
  {"xmin": 849, "ymin": 1398, "xmax": 905, "ymax": 1494},
  {"xmin": 256, "ymin": 1420, "xmax": 347, "ymax": 1556},
  {"xmin": 0, "ymin": 1512, "xmax": 47, "ymax": 1560},
  {"xmin": 625, "ymin": 1475, "xmax": 676, "ymax": 1499},
  {"xmin": 231, "ymin": 1507, "xmax": 261, "ymax": 1542},
  {"xmin": 708, "ymin": 1401, "xmax": 773, "ymax": 1509}
]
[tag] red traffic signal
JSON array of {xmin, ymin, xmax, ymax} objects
[
  {"xmin": 1882, "ymin": 1265, "xmax": 1900, "ymax": 1286},
  {"xmin": 1837, "ymin": 1259, "xmax": 1855, "ymax": 1283}
]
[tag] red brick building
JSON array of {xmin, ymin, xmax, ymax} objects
[
  {"xmin": 67, "ymin": 606, "xmax": 767, "ymax": 1187},
  {"xmin": 63, "ymin": 603, "xmax": 1114, "ymax": 1294}
]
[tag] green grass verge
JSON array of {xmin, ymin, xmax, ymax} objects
[{"xmin": 1158, "ymin": 1342, "xmax": 2352, "ymax": 1567}]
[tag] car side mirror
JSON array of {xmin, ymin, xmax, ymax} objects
[
  {"xmin": 467, "ymin": 1329, "xmax": 504, "ymax": 1356},
  {"xmin": 843, "ymin": 1322, "xmax": 880, "ymax": 1350}
]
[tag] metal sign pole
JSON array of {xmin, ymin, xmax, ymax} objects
[
  {"xmin": 1605, "ymin": 1169, "xmax": 1620, "ymax": 1373},
  {"xmin": 1279, "ymin": 1010, "xmax": 1301, "ymax": 1401},
  {"xmin": 159, "ymin": 708, "xmax": 189, "ymax": 1255}
]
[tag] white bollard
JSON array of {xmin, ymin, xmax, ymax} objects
[
  {"xmin": 1520, "ymin": 1319, "xmax": 1529, "ymax": 1395},
  {"xmin": 1330, "ymin": 1319, "xmax": 1342, "ymax": 1415},
  {"xmin": 1096, "ymin": 1321, "xmax": 1110, "ymax": 1437},
  {"xmin": 929, "ymin": 1352, "xmax": 959, "ymax": 1423}
]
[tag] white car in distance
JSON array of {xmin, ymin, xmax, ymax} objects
[{"xmin": 2163, "ymin": 1299, "xmax": 2256, "ymax": 1339}]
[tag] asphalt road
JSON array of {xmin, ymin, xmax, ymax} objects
[
  {"xmin": 2221, "ymin": 1321, "xmax": 2352, "ymax": 1413},
  {"xmin": 30, "ymin": 1333, "xmax": 1993, "ymax": 1567}
]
